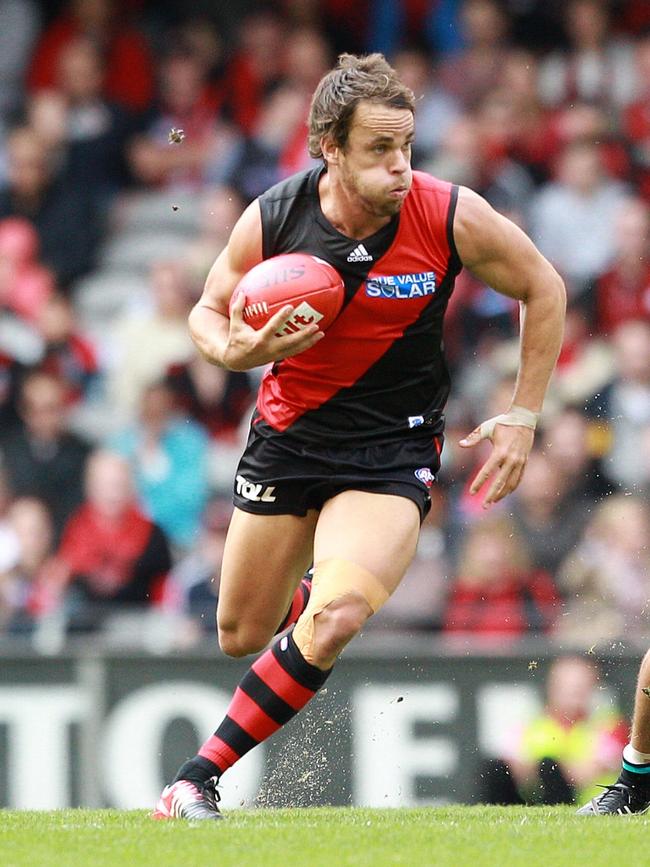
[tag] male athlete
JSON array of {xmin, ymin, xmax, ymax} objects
[{"xmin": 153, "ymin": 53, "xmax": 565, "ymax": 820}]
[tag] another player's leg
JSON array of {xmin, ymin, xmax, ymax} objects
[
  {"xmin": 154, "ymin": 507, "xmax": 317, "ymax": 820},
  {"xmin": 578, "ymin": 649, "xmax": 650, "ymax": 815}
]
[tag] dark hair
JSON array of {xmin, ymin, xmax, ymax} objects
[{"xmin": 307, "ymin": 53, "xmax": 415, "ymax": 160}]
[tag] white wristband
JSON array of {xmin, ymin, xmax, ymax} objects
[{"xmin": 478, "ymin": 405, "xmax": 539, "ymax": 441}]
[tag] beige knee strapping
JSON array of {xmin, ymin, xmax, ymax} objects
[{"xmin": 293, "ymin": 558, "xmax": 389, "ymax": 663}]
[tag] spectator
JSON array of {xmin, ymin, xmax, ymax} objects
[
  {"xmin": 184, "ymin": 185, "xmax": 244, "ymax": 287},
  {"xmin": 0, "ymin": 125, "xmax": 100, "ymax": 287},
  {"xmin": 128, "ymin": 50, "xmax": 239, "ymax": 191},
  {"xmin": 556, "ymin": 494, "xmax": 650, "ymax": 644},
  {"xmin": 36, "ymin": 293, "xmax": 97, "ymax": 403},
  {"xmin": 493, "ymin": 49, "xmax": 557, "ymax": 186},
  {"xmin": 223, "ymin": 8, "xmax": 285, "ymax": 135},
  {"xmin": 27, "ymin": 0, "xmax": 154, "ymax": 112},
  {"xmin": 510, "ymin": 448, "xmax": 589, "ymax": 579},
  {"xmin": 227, "ymin": 83, "xmax": 317, "ymax": 203},
  {"xmin": 587, "ymin": 319, "xmax": 650, "ymax": 489},
  {"xmin": 165, "ymin": 355, "xmax": 253, "ymax": 443},
  {"xmin": 50, "ymin": 37, "xmax": 134, "ymax": 201},
  {"xmin": 480, "ymin": 656, "xmax": 628, "ymax": 805},
  {"xmin": 391, "ymin": 48, "xmax": 461, "ymax": 166},
  {"xmin": 0, "ymin": 317, "xmax": 43, "ymax": 431},
  {"xmin": 550, "ymin": 306, "xmax": 613, "ymax": 409},
  {"xmin": 111, "ymin": 381, "xmax": 210, "ymax": 549},
  {"xmin": 0, "ymin": 496, "xmax": 54, "ymax": 635},
  {"xmin": 0, "ymin": 371, "xmax": 90, "ymax": 540},
  {"xmin": 530, "ymin": 140, "xmax": 628, "ymax": 298},
  {"xmin": 48, "ymin": 449, "xmax": 171, "ymax": 632},
  {"xmin": 0, "ymin": 0, "xmax": 40, "ymax": 124},
  {"xmin": 538, "ymin": 0, "xmax": 636, "ymax": 110},
  {"xmin": 438, "ymin": 0, "xmax": 511, "ymax": 108},
  {"xmin": 595, "ymin": 198, "xmax": 650, "ymax": 334},
  {"xmin": 543, "ymin": 406, "xmax": 614, "ymax": 504},
  {"xmin": 622, "ymin": 31, "xmax": 650, "ymax": 200},
  {"xmin": 0, "ymin": 216, "xmax": 54, "ymax": 322},
  {"xmin": 442, "ymin": 515, "xmax": 560, "ymax": 642},
  {"xmin": 164, "ymin": 498, "xmax": 231, "ymax": 644},
  {"xmin": 108, "ymin": 259, "xmax": 195, "ymax": 424},
  {"xmin": 0, "ymin": 466, "xmax": 20, "ymax": 587}
]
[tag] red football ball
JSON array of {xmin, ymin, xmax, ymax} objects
[{"xmin": 231, "ymin": 253, "xmax": 344, "ymax": 336}]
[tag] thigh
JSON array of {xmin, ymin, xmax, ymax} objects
[
  {"xmin": 217, "ymin": 506, "xmax": 319, "ymax": 632},
  {"xmin": 313, "ymin": 490, "xmax": 421, "ymax": 597}
]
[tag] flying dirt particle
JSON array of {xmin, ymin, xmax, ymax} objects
[
  {"xmin": 172, "ymin": 204, "xmax": 179, "ymax": 211},
  {"xmin": 587, "ymin": 644, "xmax": 597, "ymax": 655},
  {"xmin": 168, "ymin": 127, "xmax": 185, "ymax": 144},
  {"xmin": 390, "ymin": 696, "xmax": 404, "ymax": 704}
]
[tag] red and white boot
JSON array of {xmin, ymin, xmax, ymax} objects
[{"xmin": 153, "ymin": 778, "xmax": 222, "ymax": 820}]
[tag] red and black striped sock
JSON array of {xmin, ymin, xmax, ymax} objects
[
  {"xmin": 274, "ymin": 574, "xmax": 312, "ymax": 635},
  {"xmin": 174, "ymin": 629, "xmax": 330, "ymax": 785}
]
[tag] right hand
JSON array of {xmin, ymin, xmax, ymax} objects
[{"xmin": 222, "ymin": 292, "xmax": 325, "ymax": 371}]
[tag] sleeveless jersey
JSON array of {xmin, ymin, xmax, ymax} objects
[{"xmin": 255, "ymin": 167, "xmax": 462, "ymax": 444}]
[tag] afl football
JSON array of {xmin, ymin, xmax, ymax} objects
[{"xmin": 231, "ymin": 253, "xmax": 344, "ymax": 336}]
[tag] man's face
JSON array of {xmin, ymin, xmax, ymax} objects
[{"xmin": 334, "ymin": 101, "xmax": 414, "ymax": 218}]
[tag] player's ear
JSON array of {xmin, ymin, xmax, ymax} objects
[{"xmin": 321, "ymin": 135, "xmax": 339, "ymax": 166}]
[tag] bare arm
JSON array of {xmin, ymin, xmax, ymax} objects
[
  {"xmin": 188, "ymin": 201, "xmax": 323, "ymax": 371},
  {"xmin": 453, "ymin": 187, "xmax": 566, "ymax": 506}
]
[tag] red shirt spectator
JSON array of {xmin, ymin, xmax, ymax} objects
[
  {"xmin": 595, "ymin": 198, "xmax": 650, "ymax": 334},
  {"xmin": 442, "ymin": 515, "xmax": 560, "ymax": 640},
  {"xmin": 27, "ymin": 1, "xmax": 153, "ymax": 111}
]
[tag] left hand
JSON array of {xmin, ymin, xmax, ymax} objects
[{"xmin": 459, "ymin": 423, "xmax": 535, "ymax": 508}]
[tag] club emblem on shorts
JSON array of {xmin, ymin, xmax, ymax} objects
[
  {"xmin": 235, "ymin": 474, "xmax": 277, "ymax": 502},
  {"xmin": 414, "ymin": 467, "xmax": 435, "ymax": 488},
  {"xmin": 408, "ymin": 415, "xmax": 425, "ymax": 428}
]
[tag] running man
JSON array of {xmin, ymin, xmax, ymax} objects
[{"xmin": 154, "ymin": 53, "xmax": 566, "ymax": 820}]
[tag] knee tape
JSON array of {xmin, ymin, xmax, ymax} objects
[{"xmin": 292, "ymin": 558, "xmax": 389, "ymax": 662}]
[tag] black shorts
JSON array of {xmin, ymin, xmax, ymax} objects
[{"xmin": 232, "ymin": 424, "xmax": 443, "ymax": 521}]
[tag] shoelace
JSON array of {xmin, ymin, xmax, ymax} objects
[
  {"xmin": 594, "ymin": 783, "xmax": 634, "ymax": 813},
  {"xmin": 200, "ymin": 777, "xmax": 221, "ymax": 811}
]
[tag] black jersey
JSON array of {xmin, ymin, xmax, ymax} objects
[{"xmin": 255, "ymin": 166, "xmax": 461, "ymax": 444}]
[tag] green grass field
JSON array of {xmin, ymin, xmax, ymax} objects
[{"xmin": 2, "ymin": 806, "xmax": 648, "ymax": 867}]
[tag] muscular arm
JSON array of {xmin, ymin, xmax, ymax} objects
[
  {"xmin": 454, "ymin": 186, "xmax": 566, "ymax": 412},
  {"xmin": 453, "ymin": 187, "xmax": 566, "ymax": 504},
  {"xmin": 188, "ymin": 201, "xmax": 323, "ymax": 371}
]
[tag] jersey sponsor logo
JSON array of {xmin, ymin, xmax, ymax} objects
[
  {"xmin": 275, "ymin": 301, "xmax": 323, "ymax": 336},
  {"xmin": 414, "ymin": 467, "xmax": 435, "ymax": 488},
  {"xmin": 347, "ymin": 243, "xmax": 373, "ymax": 262},
  {"xmin": 366, "ymin": 272, "xmax": 437, "ymax": 299},
  {"xmin": 235, "ymin": 474, "xmax": 277, "ymax": 502}
]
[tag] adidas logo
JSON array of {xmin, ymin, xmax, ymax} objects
[{"xmin": 347, "ymin": 243, "xmax": 373, "ymax": 263}]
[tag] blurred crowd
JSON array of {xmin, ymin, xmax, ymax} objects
[{"xmin": 1, "ymin": 0, "xmax": 650, "ymax": 652}]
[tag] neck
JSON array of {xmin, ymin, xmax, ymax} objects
[{"xmin": 318, "ymin": 170, "xmax": 392, "ymax": 240}]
